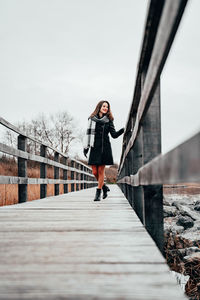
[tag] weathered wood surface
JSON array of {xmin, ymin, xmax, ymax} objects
[
  {"xmin": 0, "ymin": 176, "xmax": 95, "ymax": 185},
  {"xmin": 0, "ymin": 185, "xmax": 186, "ymax": 299},
  {"xmin": 118, "ymin": 131, "xmax": 200, "ymax": 186}
]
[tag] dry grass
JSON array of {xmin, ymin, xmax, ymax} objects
[
  {"xmin": 0, "ymin": 157, "xmax": 117, "ymax": 205},
  {"xmin": 0, "ymin": 184, "xmax": 18, "ymax": 206},
  {"xmin": 163, "ymin": 183, "xmax": 200, "ymax": 195},
  {"xmin": 0, "ymin": 158, "xmax": 73, "ymax": 206}
]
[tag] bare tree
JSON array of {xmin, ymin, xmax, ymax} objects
[
  {"xmin": 3, "ymin": 129, "xmax": 16, "ymax": 149},
  {"xmin": 3, "ymin": 111, "xmax": 79, "ymax": 156},
  {"xmin": 32, "ymin": 114, "xmax": 54, "ymax": 146},
  {"xmin": 51, "ymin": 111, "xmax": 76, "ymax": 154}
]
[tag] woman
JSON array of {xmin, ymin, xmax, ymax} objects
[{"xmin": 83, "ymin": 100, "xmax": 124, "ymax": 201}]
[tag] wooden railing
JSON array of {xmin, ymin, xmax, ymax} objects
[
  {"xmin": 0, "ymin": 116, "xmax": 97, "ymax": 203},
  {"xmin": 117, "ymin": 0, "xmax": 200, "ymax": 254}
]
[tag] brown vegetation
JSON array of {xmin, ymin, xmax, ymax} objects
[
  {"xmin": 78, "ymin": 159, "xmax": 118, "ymax": 184},
  {"xmin": 164, "ymin": 231, "xmax": 200, "ymax": 299},
  {"xmin": 0, "ymin": 157, "xmax": 73, "ymax": 206},
  {"xmin": 105, "ymin": 165, "xmax": 118, "ymax": 183},
  {"xmin": 163, "ymin": 183, "xmax": 200, "ymax": 195}
]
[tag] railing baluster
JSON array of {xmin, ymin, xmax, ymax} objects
[
  {"xmin": 40, "ymin": 145, "xmax": 47, "ymax": 198},
  {"xmin": 71, "ymin": 160, "xmax": 75, "ymax": 192},
  {"xmin": 84, "ymin": 167, "xmax": 86, "ymax": 189},
  {"xmin": 18, "ymin": 135, "xmax": 27, "ymax": 203},
  {"xmin": 132, "ymin": 127, "xmax": 144, "ymax": 223},
  {"xmin": 141, "ymin": 79, "xmax": 163, "ymax": 252},
  {"xmin": 81, "ymin": 165, "xmax": 84, "ymax": 190},
  {"xmin": 54, "ymin": 152, "xmax": 59, "ymax": 196},
  {"xmin": 76, "ymin": 162, "xmax": 79, "ymax": 191},
  {"xmin": 63, "ymin": 157, "xmax": 68, "ymax": 194}
]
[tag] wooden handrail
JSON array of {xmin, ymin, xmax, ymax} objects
[
  {"xmin": 0, "ymin": 116, "xmax": 90, "ymax": 170},
  {"xmin": 118, "ymin": 132, "xmax": 200, "ymax": 186},
  {"xmin": 119, "ymin": 0, "xmax": 188, "ymax": 174},
  {"xmin": 117, "ymin": 0, "xmax": 191, "ymax": 254},
  {"xmin": 0, "ymin": 176, "xmax": 95, "ymax": 185},
  {"xmin": 0, "ymin": 117, "xmax": 97, "ymax": 203},
  {"xmin": 0, "ymin": 143, "xmax": 90, "ymax": 175}
]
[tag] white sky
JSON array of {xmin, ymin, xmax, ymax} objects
[{"xmin": 0, "ymin": 0, "xmax": 199, "ymax": 164}]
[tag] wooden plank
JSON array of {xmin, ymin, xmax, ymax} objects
[
  {"xmin": 119, "ymin": 0, "xmax": 188, "ymax": 173},
  {"xmin": 0, "ymin": 185, "xmax": 187, "ymax": 299},
  {"xmin": 0, "ymin": 273, "xmax": 186, "ymax": 300},
  {"xmin": 118, "ymin": 131, "xmax": 200, "ymax": 186}
]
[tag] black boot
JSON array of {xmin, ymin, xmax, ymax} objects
[
  {"xmin": 102, "ymin": 184, "xmax": 110, "ymax": 199},
  {"xmin": 94, "ymin": 188, "xmax": 101, "ymax": 201}
]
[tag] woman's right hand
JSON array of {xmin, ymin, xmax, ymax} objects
[{"xmin": 83, "ymin": 148, "xmax": 89, "ymax": 158}]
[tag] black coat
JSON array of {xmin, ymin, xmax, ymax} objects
[{"xmin": 88, "ymin": 115, "xmax": 124, "ymax": 166}]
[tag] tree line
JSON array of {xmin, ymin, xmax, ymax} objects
[{"xmin": 3, "ymin": 111, "xmax": 83, "ymax": 157}]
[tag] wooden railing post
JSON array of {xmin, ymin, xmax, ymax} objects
[
  {"xmin": 63, "ymin": 157, "xmax": 68, "ymax": 194},
  {"xmin": 85, "ymin": 168, "xmax": 87, "ymax": 189},
  {"xmin": 125, "ymin": 128, "xmax": 133, "ymax": 203},
  {"xmin": 92, "ymin": 171, "xmax": 96, "ymax": 188},
  {"xmin": 132, "ymin": 127, "xmax": 145, "ymax": 223},
  {"xmin": 86, "ymin": 168, "xmax": 89, "ymax": 189},
  {"xmin": 76, "ymin": 162, "xmax": 79, "ymax": 191},
  {"xmin": 91, "ymin": 170, "xmax": 93, "ymax": 188},
  {"xmin": 80, "ymin": 165, "xmax": 84, "ymax": 190},
  {"xmin": 124, "ymin": 157, "xmax": 128, "ymax": 199},
  {"xmin": 71, "ymin": 160, "xmax": 75, "ymax": 192},
  {"xmin": 141, "ymin": 79, "xmax": 164, "ymax": 252},
  {"xmin": 91, "ymin": 172, "xmax": 93, "ymax": 188},
  {"xmin": 84, "ymin": 167, "xmax": 86, "ymax": 189},
  {"xmin": 119, "ymin": 167, "xmax": 126, "ymax": 195},
  {"xmin": 54, "ymin": 152, "xmax": 59, "ymax": 196},
  {"xmin": 88, "ymin": 170, "xmax": 91, "ymax": 189},
  {"xmin": 127, "ymin": 148, "xmax": 134, "ymax": 207},
  {"xmin": 40, "ymin": 145, "xmax": 47, "ymax": 198},
  {"xmin": 18, "ymin": 135, "xmax": 27, "ymax": 203},
  {"xmin": 87, "ymin": 168, "xmax": 90, "ymax": 189}
]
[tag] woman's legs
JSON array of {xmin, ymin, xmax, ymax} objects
[
  {"xmin": 91, "ymin": 165, "xmax": 98, "ymax": 180},
  {"xmin": 97, "ymin": 165, "xmax": 105, "ymax": 189},
  {"xmin": 92, "ymin": 165, "xmax": 105, "ymax": 201}
]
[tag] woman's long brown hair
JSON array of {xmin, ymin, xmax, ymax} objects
[{"xmin": 90, "ymin": 100, "xmax": 114, "ymax": 120}]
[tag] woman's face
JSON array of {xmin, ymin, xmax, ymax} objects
[{"xmin": 100, "ymin": 102, "xmax": 109, "ymax": 114}]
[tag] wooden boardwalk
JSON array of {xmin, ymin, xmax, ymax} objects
[{"xmin": 0, "ymin": 185, "xmax": 187, "ymax": 299}]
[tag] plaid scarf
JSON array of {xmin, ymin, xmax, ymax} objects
[{"xmin": 84, "ymin": 115, "xmax": 109, "ymax": 149}]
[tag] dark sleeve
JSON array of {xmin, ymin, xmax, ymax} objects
[{"xmin": 109, "ymin": 121, "xmax": 124, "ymax": 139}]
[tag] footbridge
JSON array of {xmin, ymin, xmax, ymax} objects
[{"xmin": 0, "ymin": 0, "xmax": 199, "ymax": 299}]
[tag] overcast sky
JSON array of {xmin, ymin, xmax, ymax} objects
[{"xmin": 0, "ymin": 0, "xmax": 199, "ymax": 164}]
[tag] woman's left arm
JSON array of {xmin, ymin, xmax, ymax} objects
[{"xmin": 109, "ymin": 120, "xmax": 124, "ymax": 139}]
